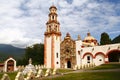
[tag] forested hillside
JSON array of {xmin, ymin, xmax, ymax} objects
[{"xmin": 0, "ymin": 44, "xmax": 25, "ymax": 60}]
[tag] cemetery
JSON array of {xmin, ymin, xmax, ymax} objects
[
  {"xmin": 0, "ymin": 62, "xmax": 120, "ymax": 80},
  {"xmin": 0, "ymin": 58, "xmax": 98, "ymax": 80}
]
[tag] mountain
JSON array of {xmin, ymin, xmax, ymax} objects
[
  {"xmin": 0, "ymin": 44, "xmax": 25, "ymax": 60},
  {"xmin": 112, "ymin": 35, "xmax": 120, "ymax": 44}
]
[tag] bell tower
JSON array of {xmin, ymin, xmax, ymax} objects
[{"xmin": 44, "ymin": 5, "xmax": 61, "ymax": 68}]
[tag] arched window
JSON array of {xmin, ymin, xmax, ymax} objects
[
  {"xmin": 52, "ymin": 16, "xmax": 54, "ymax": 20},
  {"xmin": 49, "ymin": 25, "xmax": 51, "ymax": 31},
  {"xmin": 87, "ymin": 56, "xmax": 90, "ymax": 63}
]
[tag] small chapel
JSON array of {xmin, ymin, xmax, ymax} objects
[{"xmin": 44, "ymin": 5, "xmax": 120, "ymax": 69}]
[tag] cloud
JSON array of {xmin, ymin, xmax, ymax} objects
[{"xmin": 0, "ymin": 0, "xmax": 119, "ymax": 48}]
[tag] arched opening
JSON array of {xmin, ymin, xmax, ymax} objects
[
  {"xmin": 67, "ymin": 61, "xmax": 71, "ymax": 68},
  {"xmin": 108, "ymin": 50, "xmax": 120, "ymax": 62},
  {"xmin": 7, "ymin": 60, "xmax": 14, "ymax": 72}
]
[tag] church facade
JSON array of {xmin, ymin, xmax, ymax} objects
[{"xmin": 44, "ymin": 5, "xmax": 120, "ymax": 68}]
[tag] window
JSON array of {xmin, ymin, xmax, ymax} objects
[
  {"xmin": 52, "ymin": 16, "xmax": 54, "ymax": 20},
  {"xmin": 87, "ymin": 56, "xmax": 90, "ymax": 63},
  {"xmin": 87, "ymin": 56, "xmax": 90, "ymax": 60},
  {"xmin": 78, "ymin": 51, "xmax": 80, "ymax": 55},
  {"xmin": 56, "ymin": 62, "xmax": 59, "ymax": 64},
  {"xmin": 99, "ymin": 59, "xmax": 102, "ymax": 61},
  {"xmin": 56, "ymin": 53, "xmax": 58, "ymax": 58},
  {"xmin": 49, "ymin": 25, "xmax": 51, "ymax": 31}
]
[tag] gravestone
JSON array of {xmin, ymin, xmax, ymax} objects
[
  {"xmin": 44, "ymin": 68, "xmax": 51, "ymax": 77},
  {"xmin": 1, "ymin": 74, "xmax": 10, "ymax": 80},
  {"xmin": 73, "ymin": 65, "xmax": 78, "ymax": 70},
  {"xmin": 15, "ymin": 72, "xmax": 24, "ymax": 80},
  {"xmin": 26, "ymin": 70, "xmax": 35, "ymax": 80},
  {"xmin": 52, "ymin": 68, "xmax": 58, "ymax": 75},
  {"xmin": 36, "ymin": 68, "xmax": 44, "ymax": 78}
]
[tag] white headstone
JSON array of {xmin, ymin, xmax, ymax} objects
[
  {"xmin": 1, "ymin": 74, "xmax": 10, "ymax": 80},
  {"xmin": 36, "ymin": 68, "xmax": 44, "ymax": 78},
  {"xmin": 52, "ymin": 68, "xmax": 58, "ymax": 75},
  {"xmin": 15, "ymin": 72, "xmax": 24, "ymax": 80},
  {"xmin": 26, "ymin": 70, "xmax": 35, "ymax": 80},
  {"xmin": 44, "ymin": 68, "xmax": 51, "ymax": 77}
]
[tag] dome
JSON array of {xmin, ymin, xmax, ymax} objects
[
  {"xmin": 84, "ymin": 35, "xmax": 96, "ymax": 41},
  {"xmin": 83, "ymin": 32, "xmax": 98, "ymax": 46},
  {"xmin": 84, "ymin": 32, "xmax": 96, "ymax": 41}
]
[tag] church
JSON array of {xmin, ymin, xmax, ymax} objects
[{"xmin": 44, "ymin": 5, "xmax": 120, "ymax": 68}]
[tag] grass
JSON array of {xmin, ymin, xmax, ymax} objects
[
  {"xmin": 0, "ymin": 72, "xmax": 17, "ymax": 80},
  {"xmin": 0, "ymin": 68, "xmax": 73, "ymax": 79},
  {"xmin": 42, "ymin": 68, "xmax": 73, "ymax": 73},
  {"xmin": 42, "ymin": 63, "xmax": 120, "ymax": 80},
  {"xmin": 92, "ymin": 63, "xmax": 120, "ymax": 70},
  {"xmin": 58, "ymin": 68, "xmax": 73, "ymax": 73},
  {"xmin": 43, "ymin": 71, "xmax": 120, "ymax": 80},
  {"xmin": 0, "ymin": 63, "xmax": 120, "ymax": 80}
]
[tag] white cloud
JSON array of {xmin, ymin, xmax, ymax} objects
[
  {"xmin": 72, "ymin": 0, "xmax": 88, "ymax": 7},
  {"xmin": 0, "ymin": 0, "xmax": 119, "ymax": 48}
]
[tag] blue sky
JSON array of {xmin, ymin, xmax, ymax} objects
[{"xmin": 0, "ymin": 0, "xmax": 119, "ymax": 48}]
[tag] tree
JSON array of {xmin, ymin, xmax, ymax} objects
[
  {"xmin": 112, "ymin": 35, "xmax": 120, "ymax": 44},
  {"xmin": 100, "ymin": 32, "xmax": 112, "ymax": 45},
  {"xmin": 17, "ymin": 43, "xmax": 44, "ymax": 65}
]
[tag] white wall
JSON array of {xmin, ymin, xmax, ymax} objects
[
  {"xmin": 77, "ymin": 43, "xmax": 120, "ymax": 66},
  {"xmin": 75, "ymin": 40, "xmax": 82, "ymax": 65},
  {"xmin": 46, "ymin": 36, "xmax": 52, "ymax": 68},
  {"xmin": 94, "ymin": 54, "xmax": 105, "ymax": 66},
  {"xmin": 54, "ymin": 35, "xmax": 61, "ymax": 68}
]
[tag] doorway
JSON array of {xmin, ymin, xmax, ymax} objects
[{"xmin": 67, "ymin": 60, "xmax": 71, "ymax": 68}]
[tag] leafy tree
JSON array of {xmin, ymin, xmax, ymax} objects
[
  {"xmin": 100, "ymin": 32, "xmax": 112, "ymax": 45},
  {"xmin": 112, "ymin": 35, "xmax": 120, "ymax": 44},
  {"xmin": 17, "ymin": 43, "xmax": 44, "ymax": 65}
]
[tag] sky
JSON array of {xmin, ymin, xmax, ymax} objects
[{"xmin": 0, "ymin": 0, "xmax": 120, "ymax": 48}]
